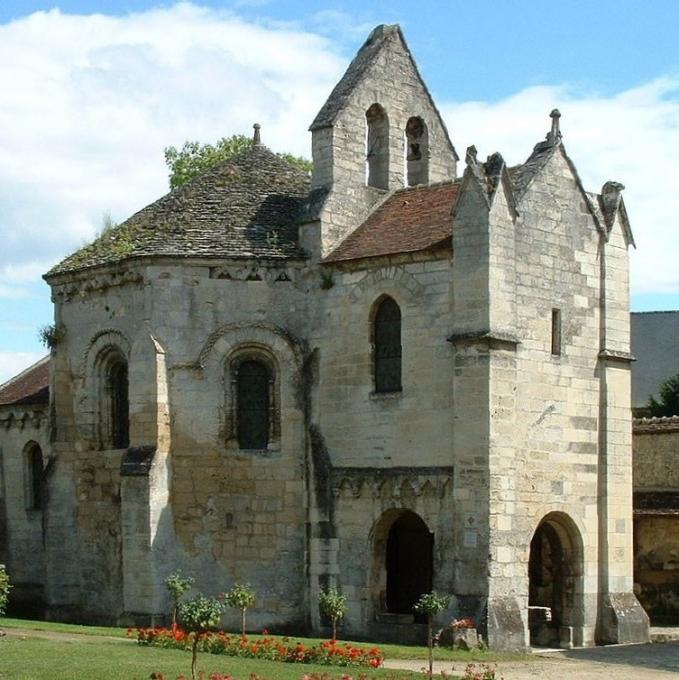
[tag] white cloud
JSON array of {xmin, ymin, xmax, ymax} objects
[
  {"xmin": 439, "ymin": 79, "xmax": 679, "ymax": 294},
  {"xmin": 0, "ymin": 3, "xmax": 345, "ymax": 279},
  {"xmin": 0, "ymin": 352, "xmax": 46, "ymax": 385},
  {"xmin": 0, "ymin": 2, "xmax": 677, "ymax": 310}
]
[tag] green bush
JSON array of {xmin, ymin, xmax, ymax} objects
[
  {"xmin": 225, "ymin": 583, "xmax": 256, "ymax": 636},
  {"xmin": 0, "ymin": 564, "xmax": 11, "ymax": 616},
  {"xmin": 177, "ymin": 595, "xmax": 224, "ymax": 680},
  {"xmin": 318, "ymin": 587, "xmax": 348, "ymax": 640},
  {"xmin": 165, "ymin": 570, "xmax": 194, "ymax": 624}
]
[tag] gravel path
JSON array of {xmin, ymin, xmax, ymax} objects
[{"xmin": 384, "ymin": 642, "xmax": 679, "ymax": 679}]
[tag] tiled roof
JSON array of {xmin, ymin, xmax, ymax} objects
[
  {"xmin": 47, "ymin": 146, "xmax": 311, "ymax": 277},
  {"xmin": 0, "ymin": 356, "xmax": 50, "ymax": 406},
  {"xmin": 324, "ymin": 181, "xmax": 459, "ymax": 264},
  {"xmin": 508, "ymin": 138, "xmax": 558, "ymax": 200},
  {"xmin": 633, "ymin": 416, "xmax": 679, "ymax": 434},
  {"xmin": 310, "ymin": 25, "xmax": 397, "ymax": 131}
]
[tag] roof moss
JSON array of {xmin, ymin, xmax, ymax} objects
[{"xmin": 47, "ymin": 145, "xmax": 311, "ymax": 278}]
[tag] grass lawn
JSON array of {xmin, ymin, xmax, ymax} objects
[
  {"xmin": 0, "ymin": 634, "xmax": 434, "ymax": 680},
  {"xmin": 0, "ymin": 618, "xmax": 525, "ymax": 662}
]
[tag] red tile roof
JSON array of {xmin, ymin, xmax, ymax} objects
[
  {"xmin": 0, "ymin": 356, "xmax": 50, "ymax": 406},
  {"xmin": 324, "ymin": 181, "xmax": 460, "ymax": 264}
]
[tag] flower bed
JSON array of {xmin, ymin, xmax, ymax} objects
[{"xmin": 130, "ymin": 626, "xmax": 384, "ymax": 669}]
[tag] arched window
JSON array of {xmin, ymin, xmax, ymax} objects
[
  {"xmin": 109, "ymin": 359, "xmax": 129, "ymax": 449},
  {"xmin": 366, "ymin": 104, "xmax": 389, "ymax": 189},
  {"xmin": 405, "ymin": 116, "xmax": 428, "ymax": 186},
  {"xmin": 373, "ymin": 297, "xmax": 402, "ymax": 393},
  {"xmin": 237, "ymin": 360, "xmax": 270, "ymax": 450},
  {"xmin": 24, "ymin": 442, "xmax": 43, "ymax": 510},
  {"xmin": 97, "ymin": 348, "xmax": 129, "ymax": 450}
]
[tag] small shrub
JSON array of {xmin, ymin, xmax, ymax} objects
[
  {"xmin": 38, "ymin": 324, "xmax": 64, "ymax": 350},
  {"xmin": 318, "ymin": 587, "xmax": 348, "ymax": 640},
  {"xmin": 165, "ymin": 570, "xmax": 195, "ymax": 624},
  {"xmin": 414, "ymin": 592, "xmax": 451, "ymax": 676},
  {"xmin": 320, "ymin": 269, "xmax": 334, "ymax": 290},
  {"xmin": 178, "ymin": 595, "xmax": 225, "ymax": 680},
  {"xmin": 224, "ymin": 583, "xmax": 256, "ymax": 635},
  {"xmin": 0, "ymin": 564, "xmax": 11, "ymax": 616}
]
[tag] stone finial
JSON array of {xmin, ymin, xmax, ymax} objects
[
  {"xmin": 465, "ymin": 145, "xmax": 478, "ymax": 165},
  {"xmin": 253, "ymin": 123, "xmax": 261, "ymax": 146},
  {"xmin": 602, "ymin": 180, "xmax": 625, "ymax": 197},
  {"xmin": 601, "ymin": 181, "xmax": 625, "ymax": 227},
  {"xmin": 547, "ymin": 109, "xmax": 562, "ymax": 145}
]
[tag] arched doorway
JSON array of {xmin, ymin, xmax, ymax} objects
[
  {"xmin": 371, "ymin": 510, "xmax": 433, "ymax": 621},
  {"xmin": 528, "ymin": 512, "xmax": 584, "ymax": 647}
]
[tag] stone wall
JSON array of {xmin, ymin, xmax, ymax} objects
[
  {"xmin": 633, "ymin": 422, "xmax": 679, "ymax": 621},
  {"xmin": 46, "ymin": 260, "xmax": 313, "ymax": 628},
  {"xmin": 0, "ymin": 403, "xmax": 49, "ymax": 616}
]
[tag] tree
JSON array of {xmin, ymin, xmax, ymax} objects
[
  {"xmin": 414, "ymin": 591, "xmax": 450, "ymax": 676},
  {"xmin": 177, "ymin": 594, "xmax": 224, "ymax": 680},
  {"xmin": 648, "ymin": 373, "xmax": 679, "ymax": 417},
  {"xmin": 318, "ymin": 586, "xmax": 348, "ymax": 640},
  {"xmin": 225, "ymin": 582, "xmax": 256, "ymax": 636},
  {"xmin": 165, "ymin": 570, "xmax": 194, "ymax": 625},
  {"xmin": 164, "ymin": 135, "xmax": 312, "ymax": 190}
]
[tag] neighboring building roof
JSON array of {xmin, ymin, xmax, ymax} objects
[
  {"xmin": 0, "ymin": 356, "xmax": 50, "ymax": 406},
  {"xmin": 323, "ymin": 181, "xmax": 460, "ymax": 264},
  {"xmin": 47, "ymin": 145, "xmax": 311, "ymax": 278},
  {"xmin": 633, "ymin": 416, "xmax": 679, "ymax": 434},
  {"xmin": 631, "ymin": 311, "xmax": 679, "ymax": 409}
]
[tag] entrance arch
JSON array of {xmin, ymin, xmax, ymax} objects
[
  {"xmin": 528, "ymin": 512, "xmax": 584, "ymax": 647},
  {"xmin": 370, "ymin": 509, "xmax": 433, "ymax": 619}
]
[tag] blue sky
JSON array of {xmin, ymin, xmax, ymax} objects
[{"xmin": 0, "ymin": 1, "xmax": 678, "ymax": 381}]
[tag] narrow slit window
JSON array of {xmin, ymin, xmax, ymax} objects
[
  {"xmin": 25, "ymin": 443, "xmax": 43, "ymax": 510},
  {"xmin": 551, "ymin": 308, "xmax": 562, "ymax": 356}
]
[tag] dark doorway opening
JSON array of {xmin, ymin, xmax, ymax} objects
[
  {"xmin": 386, "ymin": 511, "xmax": 433, "ymax": 618},
  {"xmin": 528, "ymin": 513, "xmax": 583, "ymax": 648}
]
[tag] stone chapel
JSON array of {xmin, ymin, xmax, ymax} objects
[{"xmin": 0, "ymin": 24, "xmax": 650, "ymax": 649}]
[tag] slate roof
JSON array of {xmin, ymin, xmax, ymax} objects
[
  {"xmin": 311, "ymin": 24, "xmax": 398, "ymax": 131},
  {"xmin": 47, "ymin": 146, "xmax": 311, "ymax": 277},
  {"xmin": 508, "ymin": 139, "xmax": 558, "ymax": 200},
  {"xmin": 0, "ymin": 356, "xmax": 50, "ymax": 406},
  {"xmin": 631, "ymin": 311, "xmax": 679, "ymax": 408},
  {"xmin": 324, "ymin": 181, "xmax": 459, "ymax": 264}
]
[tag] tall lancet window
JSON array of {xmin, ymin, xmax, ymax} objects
[
  {"xmin": 237, "ymin": 360, "xmax": 271, "ymax": 450},
  {"xmin": 366, "ymin": 104, "xmax": 389, "ymax": 189},
  {"xmin": 109, "ymin": 358, "xmax": 130, "ymax": 449},
  {"xmin": 373, "ymin": 296, "xmax": 402, "ymax": 393},
  {"xmin": 406, "ymin": 116, "xmax": 429, "ymax": 186}
]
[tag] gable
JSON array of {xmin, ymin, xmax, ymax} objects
[{"xmin": 310, "ymin": 24, "xmax": 457, "ymax": 162}]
